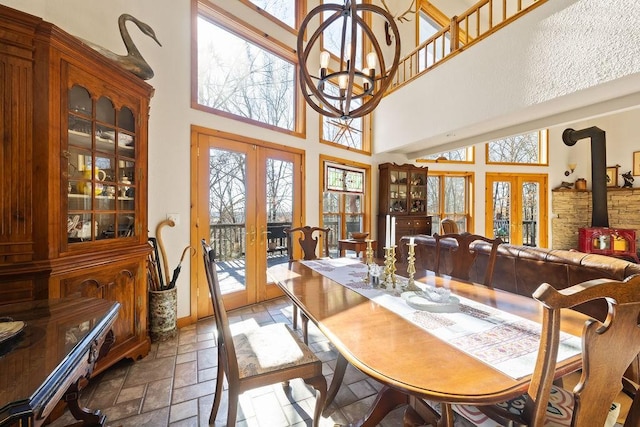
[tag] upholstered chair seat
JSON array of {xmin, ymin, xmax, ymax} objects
[{"xmin": 453, "ymin": 386, "xmax": 621, "ymax": 427}]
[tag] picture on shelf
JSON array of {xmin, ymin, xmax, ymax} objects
[
  {"xmin": 634, "ymin": 151, "xmax": 640, "ymax": 176},
  {"xmin": 606, "ymin": 166, "xmax": 619, "ymax": 187}
]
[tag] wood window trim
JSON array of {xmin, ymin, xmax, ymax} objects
[
  {"xmin": 485, "ymin": 129, "xmax": 549, "ymax": 166},
  {"xmin": 428, "ymin": 171, "xmax": 475, "ymax": 233},
  {"xmin": 192, "ymin": 0, "xmax": 306, "ymax": 138},
  {"xmin": 237, "ymin": 0, "xmax": 307, "ymax": 36},
  {"xmin": 319, "ymin": 155, "xmax": 372, "ymax": 236},
  {"xmin": 417, "ymin": 146, "xmax": 475, "ymax": 164},
  {"xmin": 417, "ymin": 1, "xmax": 470, "ymax": 46}
]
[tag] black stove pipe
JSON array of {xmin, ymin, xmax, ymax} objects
[{"xmin": 562, "ymin": 126, "xmax": 609, "ymax": 228}]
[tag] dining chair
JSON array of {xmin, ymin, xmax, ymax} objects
[
  {"xmin": 452, "ymin": 274, "xmax": 640, "ymax": 427},
  {"xmin": 285, "ymin": 225, "xmax": 331, "ymax": 261},
  {"xmin": 284, "ymin": 225, "xmax": 331, "ymax": 343},
  {"xmin": 434, "ymin": 232, "xmax": 503, "ymax": 286},
  {"xmin": 201, "ymin": 240, "xmax": 327, "ymax": 427},
  {"xmin": 440, "ymin": 218, "xmax": 459, "ymax": 234}
]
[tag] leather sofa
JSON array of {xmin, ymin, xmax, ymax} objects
[
  {"xmin": 401, "ymin": 234, "xmax": 640, "ymax": 321},
  {"xmin": 401, "ymin": 234, "xmax": 640, "ymax": 383}
]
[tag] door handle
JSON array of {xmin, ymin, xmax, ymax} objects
[
  {"xmin": 248, "ymin": 226, "xmax": 256, "ymax": 245},
  {"xmin": 260, "ymin": 226, "xmax": 267, "ymax": 245}
]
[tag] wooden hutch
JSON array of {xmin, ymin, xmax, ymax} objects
[
  {"xmin": 377, "ymin": 163, "xmax": 432, "ymax": 259},
  {"xmin": 0, "ymin": 6, "xmax": 152, "ymax": 371}
]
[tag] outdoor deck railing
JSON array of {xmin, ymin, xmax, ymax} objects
[
  {"xmin": 210, "ymin": 222, "xmax": 292, "ymax": 260},
  {"xmin": 493, "ymin": 219, "xmax": 537, "ymax": 246},
  {"xmin": 389, "ymin": 0, "xmax": 547, "ymax": 93}
]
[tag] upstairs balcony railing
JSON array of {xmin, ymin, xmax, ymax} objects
[{"xmin": 389, "ymin": 0, "xmax": 548, "ymax": 93}]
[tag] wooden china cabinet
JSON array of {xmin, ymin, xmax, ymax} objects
[
  {"xmin": 377, "ymin": 163, "xmax": 432, "ymax": 259},
  {"xmin": 0, "ymin": 6, "xmax": 152, "ymax": 371}
]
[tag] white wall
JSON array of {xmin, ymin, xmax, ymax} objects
[{"xmin": 374, "ymin": 0, "xmax": 640, "ymax": 157}]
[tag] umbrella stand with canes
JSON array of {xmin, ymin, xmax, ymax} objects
[
  {"xmin": 168, "ymin": 246, "xmax": 195, "ymax": 289},
  {"xmin": 149, "ymin": 219, "xmax": 177, "ymax": 341}
]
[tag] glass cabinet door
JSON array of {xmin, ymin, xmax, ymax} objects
[
  {"xmin": 389, "ymin": 169, "xmax": 408, "ymax": 213},
  {"xmin": 409, "ymin": 171, "xmax": 427, "ymax": 213},
  {"xmin": 66, "ymin": 84, "xmax": 136, "ymax": 244}
]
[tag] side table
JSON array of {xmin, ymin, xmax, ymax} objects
[
  {"xmin": 338, "ymin": 239, "xmax": 377, "ymax": 258},
  {"xmin": 0, "ymin": 298, "xmax": 120, "ymax": 427}
]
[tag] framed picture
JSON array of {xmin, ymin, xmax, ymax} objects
[
  {"xmin": 634, "ymin": 151, "xmax": 640, "ymax": 176},
  {"xmin": 606, "ymin": 166, "xmax": 619, "ymax": 187}
]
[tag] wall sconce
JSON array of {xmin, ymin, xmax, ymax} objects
[{"xmin": 564, "ymin": 163, "xmax": 577, "ymax": 176}]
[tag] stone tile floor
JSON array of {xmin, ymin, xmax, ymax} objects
[{"xmin": 48, "ymin": 297, "xmax": 626, "ymax": 427}]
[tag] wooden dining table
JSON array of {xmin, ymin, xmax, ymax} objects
[{"xmin": 267, "ymin": 259, "xmax": 589, "ymax": 427}]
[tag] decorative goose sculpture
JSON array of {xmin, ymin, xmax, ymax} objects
[{"xmin": 79, "ymin": 14, "xmax": 161, "ymax": 80}]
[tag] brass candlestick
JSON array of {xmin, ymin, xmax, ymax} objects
[
  {"xmin": 405, "ymin": 242, "xmax": 421, "ymax": 291},
  {"xmin": 383, "ymin": 246, "xmax": 397, "ymax": 289},
  {"xmin": 365, "ymin": 239, "xmax": 374, "ymax": 266},
  {"xmin": 364, "ymin": 239, "xmax": 374, "ymax": 283}
]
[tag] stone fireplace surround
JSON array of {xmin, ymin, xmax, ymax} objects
[{"xmin": 552, "ymin": 188, "xmax": 640, "ymax": 254}]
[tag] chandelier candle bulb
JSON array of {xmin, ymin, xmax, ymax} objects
[
  {"xmin": 366, "ymin": 52, "xmax": 377, "ymax": 70},
  {"xmin": 320, "ymin": 50, "xmax": 330, "ymax": 69}
]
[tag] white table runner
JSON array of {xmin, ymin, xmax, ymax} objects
[{"xmin": 301, "ymin": 258, "xmax": 582, "ymax": 379}]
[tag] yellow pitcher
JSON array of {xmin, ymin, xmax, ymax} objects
[{"xmin": 77, "ymin": 167, "xmax": 107, "ymax": 196}]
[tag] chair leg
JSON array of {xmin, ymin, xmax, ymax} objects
[
  {"xmin": 302, "ymin": 314, "xmax": 309, "ymax": 344},
  {"xmin": 225, "ymin": 385, "xmax": 239, "ymax": 427},
  {"xmin": 304, "ymin": 374, "xmax": 327, "ymax": 427},
  {"xmin": 209, "ymin": 361, "xmax": 224, "ymax": 425},
  {"xmin": 292, "ymin": 304, "xmax": 298, "ymax": 330}
]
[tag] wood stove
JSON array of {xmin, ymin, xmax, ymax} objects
[{"xmin": 578, "ymin": 227, "xmax": 639, "ymax": 262}]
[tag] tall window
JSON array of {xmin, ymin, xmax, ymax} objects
[
  {"xmin": 195, "ymin": 3, "xmax": 302, "ymax": 135},
  {"xmin": 242, "ymin": 0, "xmax": 298, "ymax": 29},
  {"xmin": 321, "ymin": 0, "xmax": 364, "ymax": 68},
  {"xmin": 419, "ymin": 147, "xmax": 474, "ymax": 163},
  {"xmin": 320, "ymin": 82, "xmax": 370, "ymax": 152},
  {"xmin": 427, "ymin": 172, "xmax": 473, "ymax": 234},
  {"xmin": 418, "ymin": 5, "xmax": 450, "ymax": 70},
  {"xmin": 486, "ymin": 130, "xmax": 549, "ymax": 165},
  {"xmin": 321, "ymin": 159, "xmax": 370, "ymax": 254}
]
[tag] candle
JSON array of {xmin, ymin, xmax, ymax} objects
[
  {"xmin": 391, "ymin": 217, "xmax": 396, "ymax": 247},
  {"xmin": 409, "ymin": 236, "xmax": 415, "ymax": 245},
  {"xmin": 386, "ymin": 215, "xmax": 391, "ymax": 247}
]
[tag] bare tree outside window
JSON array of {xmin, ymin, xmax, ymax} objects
[
  {"xmin": 266, "ymin": 159, "xmax": 293, "ymax": 222},
  {"xmin": 421, "ymin": 148, "xmax": 470, "ymax": 162},
  {"xmin": 209, "ymin": 149, "xmax": 246, "ymax": 225},
  {"xmin": 487, "ymin": 131, "xmax": 542, "ymax": 164},
  {"xmin": 247, "ymin": 0, "xmax": 296, "ymax": 28},
  {"xmin": 197, "ymin": 16, "xmax": 296, "ymax": 131}
]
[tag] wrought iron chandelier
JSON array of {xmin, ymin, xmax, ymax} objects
[{"xmin": 297, "ymin": 1, "xmax": 400, "ymax": 120}]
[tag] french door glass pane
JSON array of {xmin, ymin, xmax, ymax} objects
[
  {"xmin": 266, "ymin": 158, "xmax": 293, "ymax": 266},
  {"xmin": 492, "ymin": 181, "xmax": 511, "ymax": 243},
  {"xmin": 522, "ymin": 181, "xmax": 540, "ymax": 247},
  {"xmin": 208, "ymin": 148, "xmax": 247, "ymax": 294}
]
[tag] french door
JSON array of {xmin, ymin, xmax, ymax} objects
[
  {"xmin": 485, "ymin": 173, "xmax": 548, "ymax": 247},
  {"xmin": 192, "ymin": 128, "xmax": 303, "ymax": 317}
]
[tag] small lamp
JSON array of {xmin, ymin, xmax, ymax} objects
[{"xmin": 564, "ymin": 162, "xmax": 577, "ymax": 176}]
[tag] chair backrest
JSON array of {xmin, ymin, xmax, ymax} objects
[
  {"xmin": 201, "ymin": 240, "xmax": 240, "ymax": 381},
  {"xmin": 524, "ymin": 274, "xmax": 640, "ymax": 426},
  {"xmin": 434, "ymin": 232, "xmax": 502, "ymax": 286},
  {"xmin": 441, "ymin": 218, "xmax": 459, "ymax": 234},
  {"xmin": 284, "ymin": 226, "xmax": 331, "ymax": 261}
]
